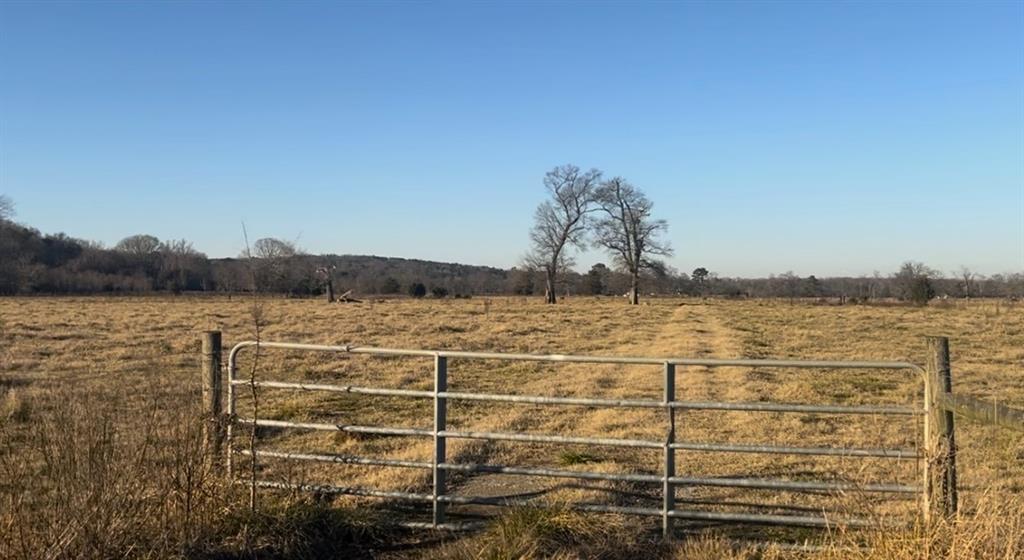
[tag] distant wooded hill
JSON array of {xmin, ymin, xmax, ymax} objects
[{"xmin": 1, "ymin": 216, "xmax": 1021, "ymax": 300}]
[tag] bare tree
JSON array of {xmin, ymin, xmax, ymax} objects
[
  {"xmin": 159, "ymin": 238, "xmax": 199, "ymax": 256},
  {"xmin": 114, "ymin": 234, "xmax": 161, "ymax": 256},
  {"xmin": 212, "ymin": 260, "xmax": 246, "ymax": 297},
  {"xmin": 957, "ymin": 266, "xmax": 976, "ymax": 299},
  {"xmin": 592, "ymin": 177, "xmax": 672, "ymax": 305},
  {"xmin": 586, "ymin": 263, "xmax": 611, "ymax": 295},
  {"xmin": 240, "ymin": 238, "xmax": 302, "ymax": 293},
  {"xmin": 250, "ymin": 238, "xmax": 298, "ymax": 259},
  {"xmin": 777, "ymin": 271, "xmax": 801, "ymax": 303},
  {"xmin": 870, "ymin": 270, "xmax": 883, "ymax": 300},
  {"xmin": 111, "ymin": 234, "xmax": 163, "ymax": 288},
  {"xmin": 158, "ymin": 239, "xmax": 204, "ymax": 293},
  {"xmin": 692, "ymin": 267, "xmax": 709, "ymax": 297},
  {"xmin": 317, "ymin": 264, "xmax": 336, "ymax": 303},
  {"xmin": 239, "ymin": 223, "xmax": 265, "ymax": 511},
  {"xmin": 0, "ymin": 195, "xmax": 14, "ymax": 222},
  {"xmin": 525, "ymin": 165, "xmax": 602, "ymax": 304},
  {"xmin": 893, "ymin": 261, "xmax": 937, "ymax": 305}
]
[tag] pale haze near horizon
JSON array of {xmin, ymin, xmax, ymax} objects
[{"xmin": 1, "ymin": 1, "xmax": 1021, "ymax": 277}]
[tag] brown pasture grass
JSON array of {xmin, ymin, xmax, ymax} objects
[{"xmin": 0, "ymin": 295, "xmax": 1021, "ymax": 558}]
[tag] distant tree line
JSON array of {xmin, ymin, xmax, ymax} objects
[
  {"xmin": 0, "ymin": 206, "xmax": 511, "ymax": 296},
  {"xmin": 0, "ymin": 219, "xmax": 212, "ymax": 294},
  {"xmin": 530, "ymin": 263, "xmax": 1024, "ymax": 303},
  {"xmin": 1, "ymin": 196, "xmax": 1021, "ymax": 301}
]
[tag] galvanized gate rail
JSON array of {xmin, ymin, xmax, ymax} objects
[{"xmin": 210, "ymin": 336, "xmax": 952, "ymax": 536}]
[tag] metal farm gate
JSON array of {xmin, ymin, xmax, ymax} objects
[{"xmin": 198, "ymin": 333, "xmax": 961, "ymax": 537}]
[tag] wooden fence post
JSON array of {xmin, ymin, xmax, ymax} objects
[
  {"xmin": 433, "ymin": 354, "xmax": 448, "ymax": 526},
  {"xmin": 202, "ymin": 331, "xmax": 224, "ymax": 463},
  {"xmin": 925, "ymin": 336, "xmax": 958, "ymax": 520},
  {"xmin": 663, "ymin": 362, "xmax": 676, "ymax": 539}
]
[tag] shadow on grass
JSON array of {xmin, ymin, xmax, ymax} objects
[{"xmin": 189, "ymin": 501, "xmax": 400, "ymax": 560}]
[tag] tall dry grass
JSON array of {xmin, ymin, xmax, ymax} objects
[
  {"xmin": 0, "ymin": 295, "xmax": 1020, "ymax": 558},
  {"xmin": 0, "ymin": 386, "xmax": 219, "ymax": 557},
  {"xmin": 427, "ymin": 495, "xmax": 1023, "ymax": 560},
  {"xmin": 829, "ymin": 492, "xmax": 1024, "ymax": 559},
  {"xmin": 0, "ymin": 384, "xmax": 398, "ymax": 559}
]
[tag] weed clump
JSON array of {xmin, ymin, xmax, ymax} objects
[
  {"xmin": 1, "ymin": 388, "xmax": 30, "ymax": 422},
  {"xmin": 437, "ymin": 506, "xmax": 645, "ymax": 560},
  {"xmin": 557, "ymin": 451, "xmax": 601, "ymax": 466}
]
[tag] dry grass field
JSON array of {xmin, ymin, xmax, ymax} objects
[{"xmin": 1, "ymin": 295, "xmax": 1021, "ymax": 559}]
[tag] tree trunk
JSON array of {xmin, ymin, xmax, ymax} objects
[
  {"xmin": 544, "ymin": 269, "xmax": 556, "ymax": 304},
  {"xmin": 325, "ymin": 277, "xmax": 335, "ymax": 303},
  {"xmin": 629, "ymin": 272, "xmax": 639, "ymax": 305}
]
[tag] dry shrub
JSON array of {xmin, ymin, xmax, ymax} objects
[
  {"xmin": 0, "ymin": 386, "xmax": 227, "ymax": 558},
  {"xmin": 0, "ymin": 372, "xmax": 392, "ymax": 559}
]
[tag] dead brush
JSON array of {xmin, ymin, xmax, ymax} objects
[
  {"xmin": 0, "ymin": 385, "xmax": 230, "ymax": 559},
  {"xmin": 0, "ymin": 380, "xmax": 397, "ymax": 559}
]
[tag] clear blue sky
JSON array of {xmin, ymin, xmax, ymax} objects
[{"xmin": 1, "ymin": 1, "xmax": 1021, "ymax": 277}]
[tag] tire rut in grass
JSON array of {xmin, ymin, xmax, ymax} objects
[{"xmin": 442, "ymin": 302, "xmax": 739, "ymax": 521}]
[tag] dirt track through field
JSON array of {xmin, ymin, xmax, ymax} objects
[
  {"xmin": 444, "ymin": 300, "xmax": 921, "ymax": 528},
  {"xmin": 446, "ymin": 301, "xmax": 755, "ymax": 519}
]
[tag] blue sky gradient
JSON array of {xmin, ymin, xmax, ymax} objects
[{"xmin": 1, "ymin": 1, "xmax": 1021, "ymax": 276}]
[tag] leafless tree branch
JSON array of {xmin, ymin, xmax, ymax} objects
[
  {"xmin": 592, "ymin": 177, "xmax": 672, "ymax": 304},
  {"xmin": 527, "ymin": 164, "xmax": 601, "ymax": 304},
  {"xmin": 240, "ymin": 223, "xmax": 264, "ymax": 512},
  {"xmin": 0, "ymin": 195, "xmax": 13, "ymax": 223}
]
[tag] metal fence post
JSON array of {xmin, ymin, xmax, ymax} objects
[
  {"xmin": 925, "ymin": 336, "xmax": 957, "ymax": 520},
  {"xmin": 663, "ymin": 362, "xmax": 676, "ymax": 538},
  {"xmin": 433, "ymin": 354, "xmax": 448, "ymax": 526},
  {"xmin": 202, "ymin": 331, "xmax": 223, "ymax": 464},
  {"xmin": 226, "ymin": 341, "xmax": 237, "ymax": 479}
]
